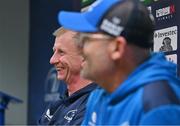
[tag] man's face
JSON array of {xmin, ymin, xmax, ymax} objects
[
  {"xmin": 79, "ymin": 33, "xmax": 115, "ymax": 82},
  {"xmin": 50, "ymin": 31, "xmax": 83, "ymax": 83},
  {"xmin": 163, "ymin": 38, "xmax": 171, "ymax": 45}
]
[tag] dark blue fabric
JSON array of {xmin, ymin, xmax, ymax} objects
[
  {"xmin": 0, "ymin": 109, "xmax": 4, "ymax": 125},
  {"xmin": 38, "ymin": 83, "xmax": 97, "ymax": 125},
  {"xmin": 82, "ymin": 53, "xmax": 180, "ymax": 125},
  {"xmin": 143, "ymin": 80, "xmax": 179, "ymax": 113}
]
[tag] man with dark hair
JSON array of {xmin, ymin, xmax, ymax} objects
[
  {"xmin": 58, "ymin": 0, "xmax": 180, "ymax": 125},
  {"xmin": 38, "ymin": 28, "xmax": 97, "ymax": 125}
]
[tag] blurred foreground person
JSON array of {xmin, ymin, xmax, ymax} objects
[
  {"xmin": 58, "ymin": 0, "xmax": 180, "ymax": 125},
  {"xmin": 38, "ymin": 28, "xmax": 97, "ymax": 125}
]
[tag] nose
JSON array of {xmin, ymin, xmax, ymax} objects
[{"xmin": 50, "ymin": 53, "xmax": 59, "ymax": 65}]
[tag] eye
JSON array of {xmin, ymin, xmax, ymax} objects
[{"xmin": 58, "ymin": 49, "xmax": 65, "ymax": 56}]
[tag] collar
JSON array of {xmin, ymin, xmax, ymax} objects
[{"xmin": 61, "ymin": 83, "xmax": 98, "ymax": 104}]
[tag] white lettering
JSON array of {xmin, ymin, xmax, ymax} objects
[
  {"xmin": 155, "ymin": 30, "xmax": 177, "ymax": 38},
  {"xmin": 100, "ymin": 19, "xmax": 124, "ymax": 36}
]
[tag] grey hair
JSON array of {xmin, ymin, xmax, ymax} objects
[
  {"xmin": 53, "ymin": 27, "xmax": 69, "ymax": 37},
  {"xmin": 53, "ymin": 27, "xmax": 82, "ymax": 52}
]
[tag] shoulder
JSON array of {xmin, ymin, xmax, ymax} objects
[
  {"xmin": 88, "ymin": 87, "xmax": 104, "ymax": 101},
  {"xmin": 85, "ymin": 87, "xmax": 104, "ymax": 111},
  {"xmin": 143, "ymin": 80, "xmax": 179, "ymax": 113},
  {"xmin": 140, "ymin": 80, "xmax": 180, "ymax": 125}
]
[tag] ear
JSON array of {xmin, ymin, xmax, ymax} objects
[{"xmin": 108, "ymin": 36, "xmax": 127, "ymax": 60}]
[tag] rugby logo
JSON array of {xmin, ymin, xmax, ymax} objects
[{"xmin": 64, "ymin": 109, "xmax": 77, "ymax": 123}]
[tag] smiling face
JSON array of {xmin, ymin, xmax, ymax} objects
[{"xmin": 50, "ymin": 30, "xmax": 83, "ymax": 83}]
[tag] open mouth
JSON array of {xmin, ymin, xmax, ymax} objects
[{"xmin": 56, "ymin": 66, "xmax": 65, "ymax": 72}]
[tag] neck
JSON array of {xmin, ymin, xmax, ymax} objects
[
  {"xmin": 97, "ymin": 69, "xmax": 129, "ymax": 93},
  {"xmin": 66, "ymin": 75, "xmax": 92, "ymax": 96}
]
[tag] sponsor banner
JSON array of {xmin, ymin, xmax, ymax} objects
[
  {"xmin": 166, "ymin": 54, "xmax": 177, "ymax": 64},
  {"xmin": 148, "ymin": 0, "xmax": 178, "ymax": 28},
  {"xmin": 153, "ymin": 26, "xmax": 177, "ymax": 52},
  {"xmin": 155, "ymin": 4, "xmax": 175, "ymax": 21},
  {"xmin": 148, "ymin": 0, "xmax": 180, "ymax": 76}
]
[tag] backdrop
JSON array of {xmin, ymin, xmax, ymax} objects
[{"xmin": 147, "ymin": 0, "xmax": 180, "ymax": 76}]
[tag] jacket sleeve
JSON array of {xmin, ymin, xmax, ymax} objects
[{"xmin": 140, "ymin": 105, "xmax": 180, "ymax": 125}]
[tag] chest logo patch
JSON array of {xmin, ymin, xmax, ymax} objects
[
  {"xmin": 45, "ymin": 109, "xmax": 53, "ymax": 121},
  {"xmin": 64, "ymin": 109, "xmax": 78, "ymax": 123}
]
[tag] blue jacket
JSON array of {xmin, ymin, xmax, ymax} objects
[
  {"xmin": 82, "ymin": 53, "xmax": 180, "ymax": 125},
  {"xmin": 38, "ymin": 83, "xmax": 97, "ymax": 125}
]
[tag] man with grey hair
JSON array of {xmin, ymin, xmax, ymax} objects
[{"xmin": 38, "ymin": 27, "xmax": 97, "ymax": 125}]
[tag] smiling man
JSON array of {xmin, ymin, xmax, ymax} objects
[{"xmin": 38, "ymin": 27, "xmax": 97, "ymax": 125}]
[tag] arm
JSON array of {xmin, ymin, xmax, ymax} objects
[{"xmin": 140, "ymin": 105, "xmax": 180, "ymax": 125}]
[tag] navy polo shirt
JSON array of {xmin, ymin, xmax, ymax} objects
[{"xmin": 38, "ymin": 83, "xmax": 97, "ymax": 125}]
